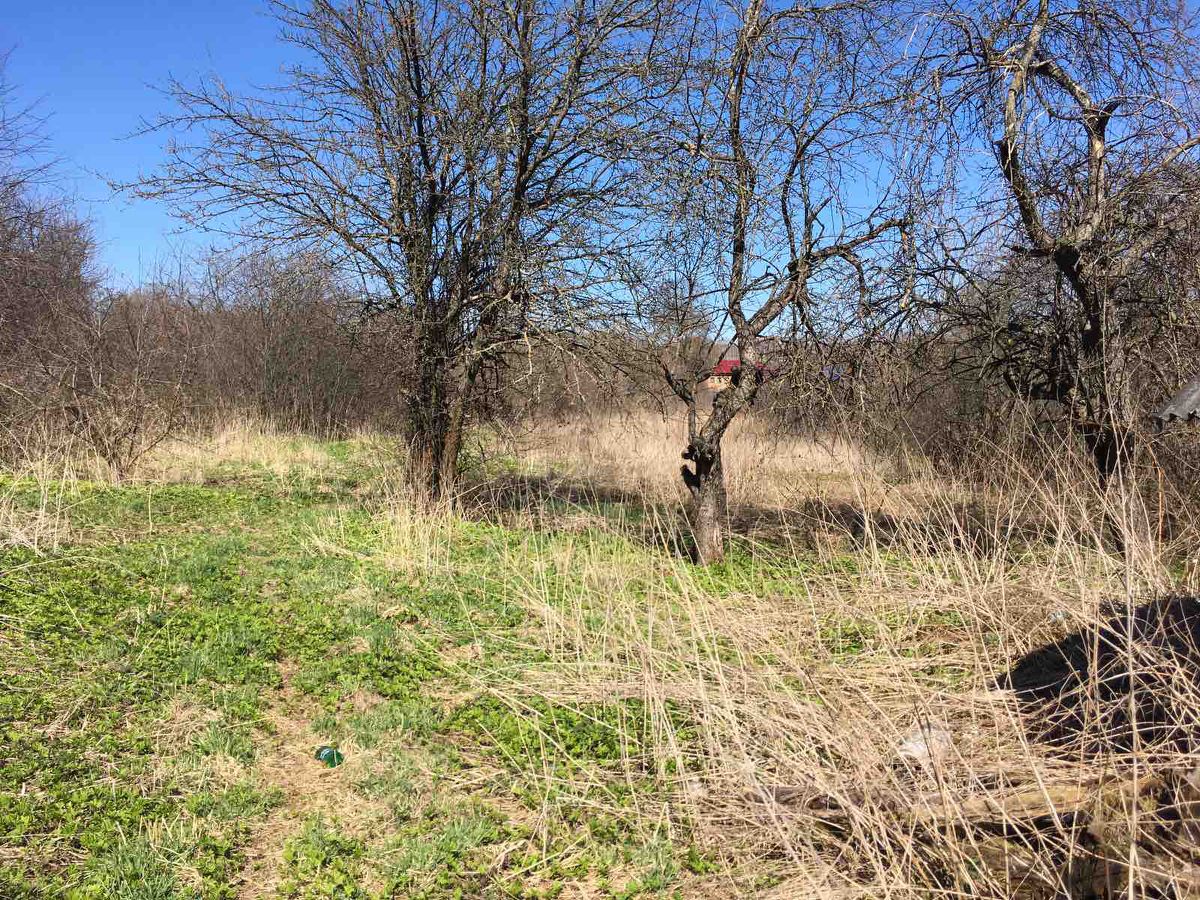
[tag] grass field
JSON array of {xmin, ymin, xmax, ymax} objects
[{"xmin": 2, "ymin": 415, "xmax": 1197, "ymax": 898}]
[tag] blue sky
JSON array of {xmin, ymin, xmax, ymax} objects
[{"xmin": 1, "ymin": 1, "xmax": 294, "ymax": 286}]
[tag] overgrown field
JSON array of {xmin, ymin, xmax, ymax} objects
[{"xmin": 2, "ymin": 416, "xmax": 1198, "ymax": 898}]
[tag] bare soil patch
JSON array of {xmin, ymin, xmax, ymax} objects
[{"xmin": 234, "ymin": 664, "xmax": 390, "ymax": 899}]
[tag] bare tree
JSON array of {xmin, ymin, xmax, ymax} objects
[
  {"xmin": 0, "ymin": 50, "xmax": 52, "ymax": 211},
  {"xmin": 138, "ymin": 0, "xmax": 672, "ymax": 498},
  {"xmin": 54, "ymin": 287, "xmax": 197, "ymax": 476},
  {"xmin": 0, "ymin": 50, "xmax": 63, "ymax": 362},
  {"xmin": 0, "ymin": 220, "xmax": 197, "ymax": 475},
  {"xmin": 627, "ymin": 0, "xmax": 916, "ymax": 563},
  {"xmin": 930, "ymin": 0, "xmax": 1200, "ymax": 486}
]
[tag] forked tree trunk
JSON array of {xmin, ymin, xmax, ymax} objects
[
  {"xmin": 681, "ymin": 435, "xmax": 728, "ymax": 564},
  {"xmin": 408, "ymin": 323, "xmax": 488, "ymax": 503},
  {"xmin": 409, "ymin": 393, "xmax": 475, "ymax": 504},
  {"xmin": 408, "ymin": 412, "xmax": 450, "ymax": 501}
]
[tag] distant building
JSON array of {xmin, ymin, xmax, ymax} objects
[
  {"xmin": 1154, "ymin": 374, "xmax": 1200, "ymax": 429},
  {"xmin": 702, "ymin": 356, "xmax": 772, "ymax": 392}
]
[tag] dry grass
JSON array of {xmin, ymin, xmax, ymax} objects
[
  {"xmin": 9, "ymin": 407, "xmax": 1200, "ymax": 896},
  {"xmin": 0, "ymin": 454, "xmax": 85, "ymax": 553},
  {"xmin": 143, "ymin": 413, "xmax": 338, "ymax": 483},
  {"xmin": 393, "ymin": 412, "xmax": 1200, "ymax": 897},
  {"xmin": 504, "ymin": 411, "xmax": 867, "ymax": 509},
  {"xmin": 1, "ymin": 413, "xmax": 340, "ymax": 550}
]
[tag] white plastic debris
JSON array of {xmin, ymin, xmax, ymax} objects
[{"xmin": 896, "ymin": 720, "xmax": 953, "ymax": 772}]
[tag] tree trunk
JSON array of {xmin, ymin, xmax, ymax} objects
[
  {"xmin": 1077, "ymin": 414, "xmax": 1140, "ymax": 552},
  {"xmin": 681, "ymin": 435, "xmax": 727, "ymax": 564},
  {"xmin": 437, "ymin": 329, "xmax": 491, "ymax": 498},
  {"xmin": 407, "ymin": 337, "xmax": 453, "ymax": 502},
  {"xmin": 1071, "ymin": 370, "xmax": 1134, "ymax": 493},
  {"xmin": 440, "ymin": 394, "xmax": 468, "ymax": 496},
  {"xmin": 1083, "ymin": 423, "xmax": 1133, "ymax": 492},
  {"xmin": 408, "ymin": 406, "xmax": 450, "ymax": 501},
  {"xmin": 407, "ymin": 325, "xmax": 487, "ymax": 503}
]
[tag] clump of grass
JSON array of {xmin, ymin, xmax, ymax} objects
[
  {"xmin": 0, "ymin": 453, "xmax": 82, "ymax": 552},
  {"xmin": 279, "ymin": 816, "xmax": 370, "ymax": 899},
  {"xmin": 145, "ymin": 413, "xmax": 338, "ymax": 483}
]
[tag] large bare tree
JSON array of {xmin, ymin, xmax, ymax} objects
[
  {"xmin": 139, "ymin": 0, "xmax": 670, "ymax": 498},
  {"xmin": 930, "ymin": 0, "xmax": 1200, "ymax": 486},
  {"xmin": 626, "ymin": 0, "xmax": 917, "ymax": 563}
]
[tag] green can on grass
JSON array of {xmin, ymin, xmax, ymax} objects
[{"xmin": 315, "ymin": 745, "xmax": 345, "ymax": 767}]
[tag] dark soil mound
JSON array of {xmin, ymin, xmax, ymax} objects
[{"xmin": 1002, "ymin": 596, "xmax": 1200, "ymax": 754}]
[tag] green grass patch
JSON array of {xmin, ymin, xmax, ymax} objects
[{"xmin": 1, "ymin": 433, "xmax": 833, "ymax": 898}]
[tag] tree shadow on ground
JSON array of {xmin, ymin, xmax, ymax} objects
[
  {"xmin": 459, "ymin": 471, "xmax": 1058, "ymax": 562},
  {"xmin": 457, "ymin": 472, "xmax": 695, "ymax": 555},
  {"xmin": 1001, "ymin": 596, "xmax": 1200, "ymax": 755},
  {"xmin": 733, "ymin": 496, "xmax": 1058, "ymax": 557}
]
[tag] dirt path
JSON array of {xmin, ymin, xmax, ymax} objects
[{"xmin": 234, "ymin": 664, "xmax": 389, "ymax": 899}]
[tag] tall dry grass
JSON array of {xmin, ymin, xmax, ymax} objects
[
  {"xmin": 502, "ymin": 410, "xmax": 867, "ymax": 508},
  {"xmin": 393, "ymin": 412, "xmax": 1200, "ymax": 897},
  {"xmin": 142, "ymin": 413, "xmax": 340, "ymax": 483},
  {"xmin": 0, "ymin": 417, "xmax": 109, "ymax": 551},
  {"xmin": 0, "ymin": 454, "xmax": 81, "ymax": 553}
]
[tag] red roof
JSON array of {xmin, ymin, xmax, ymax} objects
[{"xmin": 712, "ymin": 359, "xmax": 768, "ymax": 377}]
